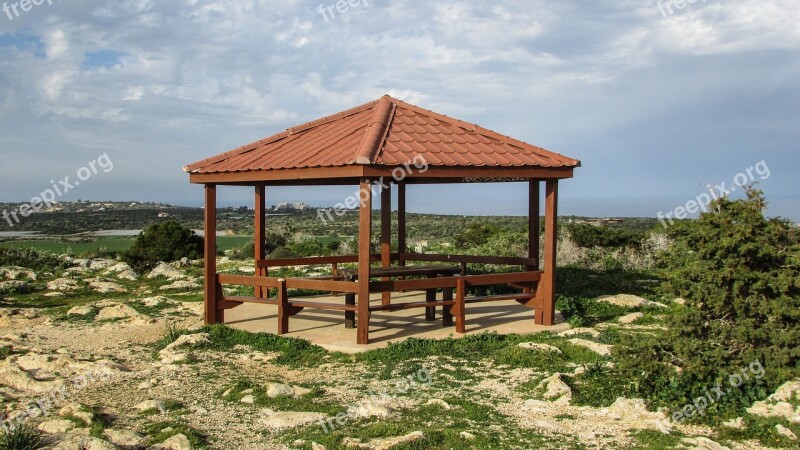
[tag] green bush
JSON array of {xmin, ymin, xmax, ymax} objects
[
  {"xmin": 123, "ymin": 221, "xmax": 203, "ymax": 273},
  {"xmin": 454, "ymin": 224, "xmax": 500, "ymax": 249},
  {"xmin": 0, "ymin": 423, "xmax": 42, "ymax": 450},
  {"xmin": 615, "ymin": 189, "xmax": 800, "ymax": 420},
  {"xmin": 0, "ymin": 248, "xmax": 69, "ymax": 272},
  {"xmin": 565, "ymin": 223, "xmax": 644, "ymax": 249}
]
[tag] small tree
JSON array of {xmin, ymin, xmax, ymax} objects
[
  {"xmin": 124, "ymin": 221, "xmax": 203, "ymax": 273},
  {"xmin": 660, "ymin": 189, "xmax": 800, "ymax": 386},
  {"xmin": 616, "ymin": 189, "xmax": 800, "ymax": 416}
]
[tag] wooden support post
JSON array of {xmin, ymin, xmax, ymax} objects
[
  {"xmin": 537, "ymin": 179, "xmax": 558, "ymax": 326},
  {"xmin": 442, "ymin": 285, "xmax": 453, "ymax": 326},
  {"xmin": 277, "ymin": 279, "xmax": 289, "ymax": 335},
  {"xmin": 425, "ymin": 275, "xmax": 436, "ymax": 321},
  {"xmin": 255, "ymin": 184, "xmax": 266, "ymax": 298},
  {"xmin": 381, "ymin": 183, "xmax": 392, "ymax": 305},
  {"xmin": 357, "ymin": 179, "xmax": 372, "ymax": 344},
  {"xmin": 344, "ymin": 293, "xmax": 355, "ymax": 329},
  {"xmin": 454, "ymin": 276, "xmax": 466, "ymax": 333},
  {"xmin": 528, "ymin": 179, "xmax": 540, "ymax": 271},
  {"xmin": 397, "ymin": 181, "xmax": 406, "ymax": 267},
  {"xmin": 204, "ymin": 184, "xmax": 220, "ymax": 324}
]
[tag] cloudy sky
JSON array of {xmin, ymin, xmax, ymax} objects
[{"xmin": 1, "ymin": 0, "xmax": 798, "ymax": 220}]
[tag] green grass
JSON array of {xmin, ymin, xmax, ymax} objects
[
  {"xmin": 281, "ymin": 400, "xmax": 584, "ymax": 449},
  {"xmin": 156, "ymin": 325, "xmax": 338, "ymax": 368},
  {"xmin": 220, "ymin": 379, "xmax": 346, "ymax": 415}
]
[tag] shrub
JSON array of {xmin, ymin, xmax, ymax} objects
[
  {"xmin": 615, "ymin": 189, "xmax": 800, "ymax": 420},
  {"xmin": 123, "ymin": 221, "xmax": 203, "ymax": 273},
  {"xmin": 0, "ymin": 423, "xmax": 42, "ymax": 450},
  {"xmin": 565, "ymin": 223, "xmax": 644, "ymax": 249},
  {"xmin": 454, "ymin": 224, "xmax": 500, "ymax": 249},
  {"xmin": 0, "ymin": 248, "xmax": 69, "ymax": 272}
]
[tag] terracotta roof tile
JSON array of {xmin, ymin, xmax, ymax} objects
[{"xmin": 184, "ymin": 95, "xmax": 581, "ymax": 174}]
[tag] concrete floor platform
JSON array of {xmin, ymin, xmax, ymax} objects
[{"xmin": 225, "ymin": 291, "xmax": 569, "ymax": 353}]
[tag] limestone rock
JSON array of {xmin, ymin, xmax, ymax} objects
[
  {"xmin": 96, "ymin": 304, "xmax": 140, "ymax": 320},
  {"xmin": 266, "ymin": 382, "xmax": 296, "ymax": 398},
  {"xmin": 103, "ymin": 428, "xmax": 147, "ymax": 448},
  {"xmin": 159, "ymin": 280, "xmax": 201, "ymax": 291},
  {"xmin": 776, "ymin": 424, "xmax": 797, "ymax": 441},
  {"xmin": 147, "ymin": 263, "xmax": 187, "ymax": 281},
  {"xmin": 89, "ymin": 280, "xmax": 126, "ymax": 294},
  {"xmin": 47, "ymin": 278, "xmax": 80, "ymax": 292},
  {"xmin": 48, "ymin": 434, "xmax": 117, "ymax": 450},
  {"xmin": 680, "ymin": 437, "xmax": 731, "ymax": 450},
  {"xmin": 67, "ymin": 305, "xmax": 95, "ymax": 317},
  {"xmin": 425, "ymin": 398, "xmax": 451, "ymax": 409},
  {"xmin": 595, "ymin": 294, "xmax": 650, "ymax": 308},
  {"xmin": 517, "ymin": 342, "xmax": 563, "ymax": 354},
  {"xmin": 259, "ymin": 409, "xmax": 325, "ymax": 429},
  {"xmin": 618, "ymin": 312, "xmax": 644, "ymax": 324},
  {"xmin": 557, "ymin": 327, "xmax": 600, "ymax": 338},
  {"xmin": 134, "ymin": 400, "xmax": 165, "ymax": 412},
  {"xmin": 148, "ymin": 433, "xmax": 191, "ymax": 450},
  {"xmin": 38, "ymin": 419, "xmax": 77, "ymax": 434},
  {"xmin": 342, "ymin": 431, "xmax": 424, "ymax": 450},
  {"xmin": 537, "ymin": 374, "xmax": 572, "ymax": 404},
  {"xmin": 568, "ymin": 338, "xmax": 613, "ymax": 356}
]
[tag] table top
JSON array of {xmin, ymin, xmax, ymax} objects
[{"xmin": 337, "ymin": 264, "xmax": 460, "ymax": 280}]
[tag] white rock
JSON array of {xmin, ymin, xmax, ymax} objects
[
  {"xmin": 311, "ymin": 443, "xmax": 326, "ymax": 450},
  {"xmin": 47, "ymin": 278, "xmax": 80, "ymax": 291},
  {"xmin": 89, "ymin": 259, "xmax": 117, "ymax": 270},
  {"xmin": 618, "ymin": 312, "xmax": 644, "ymax": 324},
  {"xmin": 266, "ymin": 382, "xmax": 296, "ymax": 398},
  {"xmin": 425, "ymin": 398, "xmax": 451, "ymax": 410},
  {"xmin": 147, "ymin": 263, "xmax": 187, "ymax": 281},
  {"xmin": 89, "ymin": 280, "xmax": 126, "ymax": 294},
  {"xmin": 134, "ymin": 399, "xmax": 165, "ymax": 412},
  {"xmin": 162, "ymin": 333, "xmax": 209, "ymax": 352},
  {"xmin": 537, "ymin": 374, "xmax": 572, "ymax": 404},
  {"xmin": 680, "ymin": 437, "xmax": 731, "ymax": 450},
  {"xmin": 141, "ymin": 296, "xmax": 175, "ymax": 308},
  {"xmin": 459, "ymin": 431, "xmax": 476, "ymax": 440},
  {"xmin": 103, "ymin": 428, "xmax": 147, "ymax": 448},
  {"xmin": 159, "ymin": 280, "xmax": 201, "ymax": 291},
  {"xmin": 776, "ymin": 424, "xmax": 797, "ymax": 441},
  {"xmin": 568, "ymin": 338, "xmax": 613, "ymax": 356},
  {"xmin": 37, "ymin": 419, "xmax": 77, "ymax": 434},
  {"xmin": 721, "ymin": 417, "xmax": 745, "ymax": 429},
  {"xmin": 67, "ymin": 305, "xmax": 95, "ymax": 316},
  {"xmin": 342, "ymin": 431, "xmax": 424, "ymax": 450},
  {"xmin": 148, "ymin": 433, "xmax": 192, "ymax": 450},
  {"xmin": 117, "ymin": 270, "xmax": 139, "ymax": 281},
  {"xmin": 746, "ymin": 401, "xmax": 800, "ymax": 423},
  {"xmin": 517, "ymin": 342, "xmax": 563, "ymax": 354},
  {"xmin": 557, "ymin": 327, "xmax": 600, "ymax": 338},
  {"xmin": 96, "ymin": 304, "xmax": 140, "ymax": 320},
  {"xmin": 241, "ymin": 395, "xmax": 255, "ymax": 404},
  {"xmin": 259, "ymin": 409, "xmax": 325, "ymax": 429},
  {"xmin": 49, "ymin": 434, "xmax": 117, "ymax": 450},
  {"xmin": 595, "ymin": 294, "xmax": 650, "ymax": 308}
]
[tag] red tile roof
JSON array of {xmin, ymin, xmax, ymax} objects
[{"xmin": 184, "ymin": 95, "xmax": 580, "ymax": 174}]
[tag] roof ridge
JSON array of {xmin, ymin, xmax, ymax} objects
[
  {"xmin": 354, "ymin": 95, "xmax": 396, "ymax": 164},
  {"xmin": 386, "ymin": 96, "xmax": 580, "ymax": 167},
  {"xmin": 184, "ymin": 98, "xmax": 380, "ymax": 173}
]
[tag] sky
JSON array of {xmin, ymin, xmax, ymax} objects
[{"xmin": 0, "ymin": 0, "xmax": 798, "ymax": 221}]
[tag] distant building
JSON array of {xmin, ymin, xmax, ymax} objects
[{"xmin": 273, "ymin": 202, "xmax": 309, "ymax": 212}]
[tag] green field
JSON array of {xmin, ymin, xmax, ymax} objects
[{"xmin": 0, "ymin": 236, "xmax": 253, "ymax": 256}]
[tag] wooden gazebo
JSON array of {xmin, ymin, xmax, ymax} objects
[{"xmin": 184, "ymin": 95, "xmax": 580, "ymax": 344}]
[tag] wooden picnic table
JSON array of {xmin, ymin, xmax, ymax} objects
[{"xmin": 338, "ymin": 264, "xmax": 461, "ymax": 328}]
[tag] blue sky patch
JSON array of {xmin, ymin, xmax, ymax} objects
[
  {"xmin": 81, "ymin": 50, "xmax": 127, "ymax": 69},
  {"xmin": 0, "ymin": 30, "xmax": 45, "ymax": 57}
]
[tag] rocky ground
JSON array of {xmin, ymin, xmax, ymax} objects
[{"xmin": 0, "ymin": 257, "xmax": 798, "ymax": 449}]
